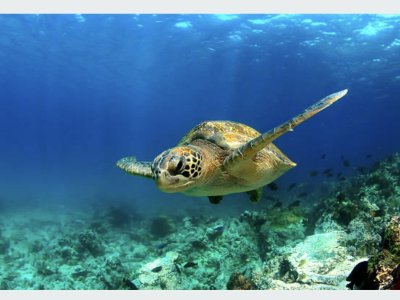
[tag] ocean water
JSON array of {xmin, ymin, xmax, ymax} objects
[{"xmin": 0, "ymin": 14, "xmax": 399, "ymax": 290}]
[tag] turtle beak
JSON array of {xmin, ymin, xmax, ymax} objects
[{"xmin": 155, "ymin": 170, "xmax": 192, "ymax": 193}]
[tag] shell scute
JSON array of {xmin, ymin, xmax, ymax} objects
[{"xmin": 178, "ymin": 121, "xmax": 260, "ymax": 150}]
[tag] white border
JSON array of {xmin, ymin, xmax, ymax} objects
[
  {"xmin": 2, "ymin": 290, "xmax": 400, "ymax": 299},
  {"xmin": 1, "ymin": 1, "xmax": 400, "ymax": 298},
  {"xmin": 0, "ymin": 0, "xmax": 399, "ymax": 13}
]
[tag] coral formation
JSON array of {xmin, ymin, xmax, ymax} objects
[
  {"xmin": 346, "ymin": 216, "xmax": 400, "ymax": 290},
  {"xmin": 226, "ymin": 272, "xmax": 254, "ymax": 290},
  {"xmin": 149, "ymin": 216, "xmax": 175, "ymax": 238},
  {"xmin": 0, "ymin": 153, "xmax": 399, "ymax": 289}
]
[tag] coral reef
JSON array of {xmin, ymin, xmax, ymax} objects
[
  {"xmin": 0, "ymin": 153, "xmax": 398, "ymax": 289},
  {"xmin": 346, "ymin": 215, "xmax": 400, "ymax": 290},
  {"xmin": 308, "ymin": 153, "xmax": 400, "ymax": 258},
  {"xmin": 226, "ymin": 272, "xmax": 254, "ymax": 290}
]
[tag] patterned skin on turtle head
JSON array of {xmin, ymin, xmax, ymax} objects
[{"xmin": 152, "ymin": 146, "xmax": 204, "ymax": 193}]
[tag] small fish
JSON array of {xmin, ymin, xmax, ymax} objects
[
  {"xmin": 151, "ymin": 266, "xmax": 162, "ymax": 273},
  {"xmin": 342, "ymin": 160, "xmax": 350, "ymax": 167},
  {"xmin": 267, "ymin": 182, "xmax": 278, "ymax": 191},
  {"xmin": 336, "ymin": 172, "xmax": 343, "ymax": 179},
  {"xmin": 322, "ymin": 168, "xmax": 332, "ymax": 174},
  {"xmin": 183, "ymin": 262, "xmax": 197, "ymax": 268},
  {"xmin": 287, "ymin": 183, "xmax": 297, "ymax": 191},
  {"xmin": 321, "ymin": 153, "xmax": 326, "ymax": 159},
  {"xmin": 212, "ymin": 224, "xmax": 225, "ymax": 233},
  {"xmin": 174, "ymin": 263, "xmax": 181, "ymax": 274},
  {"xmin": 297, "ymin": 192, "xmax": 308, "ymax": 198},
  {"xmin": 340, "ymin": 155, "xmax": 351, "ymax": 167},
  {"xmin": 154, "ymin": 241, "xmax": 171, "ymax": 249},
  {"xmin": 272, "ymin": 201, "xmax": 283, "ymax": 209},
  {"xmin": 309, "ymin": 170, "xmax": 318, "ymax": 177},
  {"xmin": 357, "ymin": 166, "xmax": 367, "ymax": 174},
  {"xmin": 123, "ymin": 279, "xmax": 139, "ymax": 290},
  {"xmin": 325, "ymin": 173, "xmax": 333, "ymax": 178},
  {"xmin": 339, "ymin": 177, "xmax": 346, "ymax": 181},
  {"xmin": 288, "ymin": 200, "xmax": 301, "ymax": 209},
  {"xmin": 366, "ymin": 154, "xmax": 372, "ymax": 159}
]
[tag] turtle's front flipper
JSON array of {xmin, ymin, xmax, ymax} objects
[
  {"xmin": 116, "ymin": 156, "xmax": 153, "ymax": 178},
  {"xmin": 224, "ymin": 89, "xmax": 348, "ymax": 168},
  {"xmin": 209, "ymin": 195, "xmax": 223, "ymax": 204}
]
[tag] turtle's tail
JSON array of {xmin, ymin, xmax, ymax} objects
[{"xmin": 224, "ymin": 89, "xmax": 348, "ymax": 167}]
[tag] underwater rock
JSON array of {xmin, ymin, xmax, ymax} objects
[
  {"xmin": 189, "ymin": 238, "xmax": 207, "ymax": 250},
  {"xmin": 149, "ymin": 216, "xmax": 175, "ymax": 238},
  {"xmin": 286, "ymin": 231, "xmax": 353, "ymax": 287},
  {"xmin": 76, "ymin": 230, "xmax": 105, "ymax": 257},
  {"xmin": 206, "ymin": 224, "xmax": 224, "ymax": 240},
  {"xmin": 226, "ymin": 272, "xmax": 254, "ymax": 290},
  {"xmin": 99, "ymin": 255, "xmax": 133, "ymax": 289},
  {"xmin": 261, "ymin": 207, "xmax": 306, "ymax": 251},
  {"xmin": 137, "ymin": 251, "xmax": 182, "ymax": 289},
  {"xmin": 278, "ymin": 259, "xmax": 298, "ymax": 283}
]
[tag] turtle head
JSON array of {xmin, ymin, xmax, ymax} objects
[{"xmin": 152, "ymin": 146, "xmax": 204, "ymax": 193}]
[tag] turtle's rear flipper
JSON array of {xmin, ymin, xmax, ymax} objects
[
  {"xmin": 209, "ymin": 195, "xmax": 223, "ymax": 204},
  {"xmin": 246, "ymin": 188, "xmax": 263, "ymax": 203},
  {"xmin": 116, "ymin": 156, "xmax": 153, "ymax": 178},
  {"xmin": 224, "ymin": 89, "xmax": 348, "ymax": 169}
]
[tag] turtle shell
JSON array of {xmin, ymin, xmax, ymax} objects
[{"xmin": 177, "ymin": 121, "xmax": 260, "ymax": 150}]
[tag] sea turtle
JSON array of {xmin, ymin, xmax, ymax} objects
[{"xmin": 117, "ymin": 89, "xmax": 348, "ymax": 204}]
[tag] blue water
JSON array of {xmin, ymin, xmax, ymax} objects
[{"xmin": 0, "ymin": 14, "xmax": 399, "ymax": 215}]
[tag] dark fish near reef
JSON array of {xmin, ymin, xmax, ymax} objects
[
  {"xmin": 151, "ymin": 266, "xmax": 163, "ymax": 273},
  {"xmin": 366, "ymin": 154, "xmax": 372, "ymax": 159},
  {"xmin": 321, "ymin": 153, "xmax": 326, "ymax": 159},
  {"xmin": 273, "ymin": 201, "xmax": 283, "ymax": 209},
  {"xmin": 340, "ymin": 155, "xmax": 350, "ymax": 167},
  {"xmin": 322, "ymin": 168, "xmax": 333, "ymax": 175},
  {"xmin": 184, "ymin": 262, "xmax": 198, "ymax": 268},
  {"xmin": 346, "ymin": 261, "xmax": 368, "ymax": 290},
  {"xmin": 288, "ymin": 200, "xmax": 301, "ymax": 209},
  {"xmin": 153, "ymin": 240, "xmax": 174, "ymax": 249},
  {"xmin": 287, "ymin": 183, "xmax": 297, "ymax": 191},
  {"xmin": 297, "ymin": 192, "xmax": 308, "ymax": 198},
  {"xmin": 322, "ymin": 168, "xmax": 334, "ymax": 177},
  {"xmin": 174, "ymin": 264, "xmax": 181, "ymax": 274},
  {"xmin": 267, "ymin": 182, "xmax": 278, "ymax": 191},
  {"xmin": 123, "ymin": 279, "xmax": 139, "ymax": 290},
  {"xmin": 357, "ymin": 166, "xmax": 367, "ymax": 174},
  {"xmin": 309, "ymin": 170, "xmax": 318, "ymax": 177}
]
